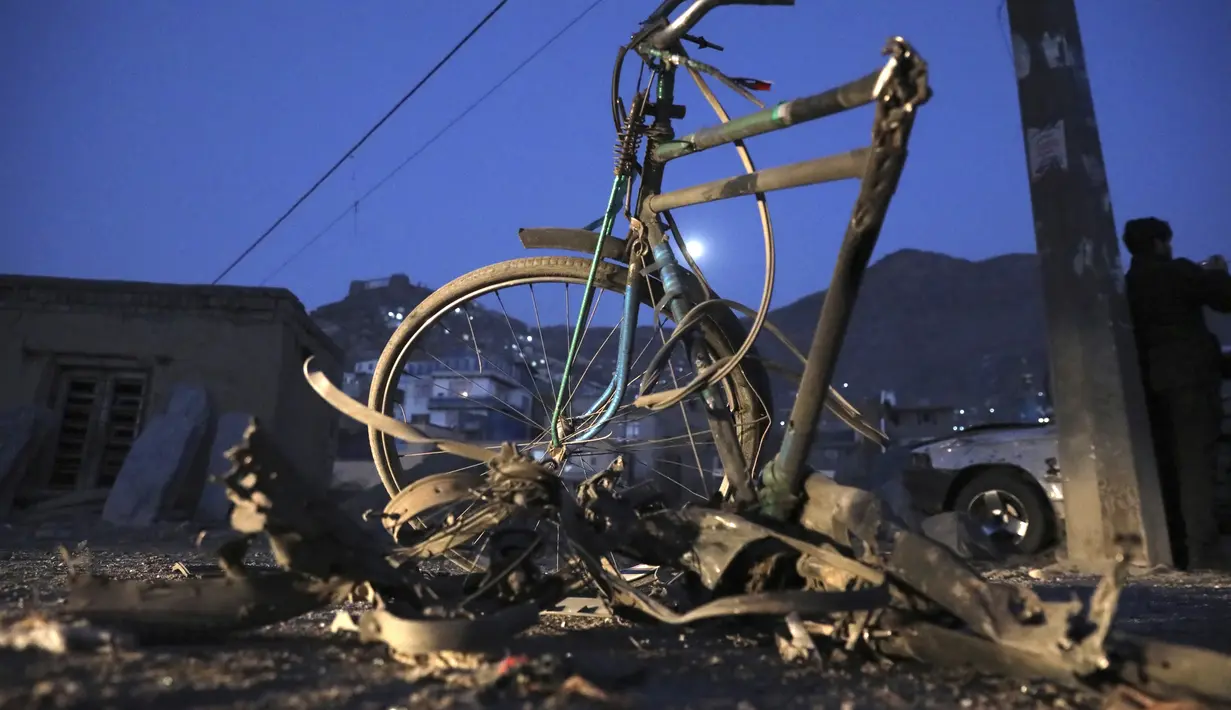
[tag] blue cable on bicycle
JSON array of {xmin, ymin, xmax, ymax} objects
[
  {"xmin": 572, "ymin": 253, "xmax": 643, "ymax": 443},
  {"xmin": 548, "ymin": 84, "xmax": 653, "ymax": 448},
  {"xmin": 547, "ymin": 175, "xmax": 629, "ymax": 447}
]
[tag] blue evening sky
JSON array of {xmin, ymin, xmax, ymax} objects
[{"xmin": 2, "ymin": 0, "xmax": 1227, "ymax": 314}]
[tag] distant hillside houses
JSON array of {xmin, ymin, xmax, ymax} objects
[{"xmin": 316, "ymin": 251, "xmax": 1229, "ymax": 437}]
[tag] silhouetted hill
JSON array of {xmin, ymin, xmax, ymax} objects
[
  {"xmin": 311, "ymin": 275, "xmax": 438, "ymax": 366},
  {"xmin": 759, "ymin": 249, "xmax": 1231, "ymax": 410},
  {"xmin": 311, "ymin": 254, "xmax": 1231, "ymax": 409}
]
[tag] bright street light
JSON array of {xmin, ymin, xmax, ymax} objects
[{"xmin": 685, "ymin": 240, "xmax": 705, "ymax": 259}]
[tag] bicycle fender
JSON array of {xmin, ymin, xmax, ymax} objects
[{"xmin": 517, "ymin": 227, "xmax": 629, "ymax": 264}]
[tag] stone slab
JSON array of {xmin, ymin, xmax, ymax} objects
[
  {"xmin": 0, "ymin": 406, "xmax": 56, "ymax": 518},
  {"xmin": 193, "ymin": 412, "xmax": 252, "ymax": 524},
  {"xmin": 102, "ymin": 384, "xmax": 212, "ymax": 527}
]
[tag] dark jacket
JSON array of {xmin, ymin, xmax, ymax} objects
[{"xmin": 1125, "ymin": 256, "xmax": 1231, "ymax": 391}]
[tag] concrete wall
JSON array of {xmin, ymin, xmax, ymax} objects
[
  {"xmin": 0, "ymin": 275, "xmax": 342, "ymax": 493},
  {"xmin": 0, "ymin": 304, "xmax": 281, "ymax": 424},
  {"xmin": 274, "ymin": 314, "xmax": 343, "ymax": 489}
]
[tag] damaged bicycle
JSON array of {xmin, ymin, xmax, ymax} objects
[{"xmin": 283, "ymin": 0, "xmax": 1231, "ymax": 703}]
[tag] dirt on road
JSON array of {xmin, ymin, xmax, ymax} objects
[{"xmin": 2, "ymin": 521, "xmax": 1230, "ymax": 710}]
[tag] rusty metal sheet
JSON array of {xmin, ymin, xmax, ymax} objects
[
  {"xmin": 62, "ymin": 570, "xmax": 346, "ymax": 643},
  {"xmin": 30, "ymin": 372, "xmax": 1228, "ymax": 707},
  {"xmin": 358, "ymin": 603, "xmax": 541, "ymax": 656},
  {"xmin": 382, "ymin": 470, "xmax": 487, "ymax": 541},
  {"xmin": 302, "ymin": 361, "xmax": 496, "ymax": 463},
  {"xmin": 222, "ymin": 420, "xmax": 428, "ymax": 598},
  {"xmin": 541, "ymin": 597, "xmax": 613, "ymax": 618}
]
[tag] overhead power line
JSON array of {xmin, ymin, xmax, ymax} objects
[
  {"xmin": 211, "ymin": 0, "xmax": 511, "ymax": 285},
  {"xmin": 258, "ymin": 0, "xmax": 608, "ymax": 287}
]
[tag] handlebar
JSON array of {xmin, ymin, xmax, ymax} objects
[
  {"xmin": 612, "ymin": 0, "xmax": 793, "ymax": 131},
  {"xmin": 645, "ymin": 0, "xmax": 794, "ymax": 50}
]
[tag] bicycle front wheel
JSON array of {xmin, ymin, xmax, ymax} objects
[{"xmin": 367, "ymin": 255, "xmax": 773, "ymax": 503}]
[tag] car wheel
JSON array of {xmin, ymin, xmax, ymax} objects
[{"xmin": 951, "ymin": 468, "xmax": 1055, "ymax": 555}]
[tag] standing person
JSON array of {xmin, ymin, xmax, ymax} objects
[{"xmin": 1123, "ymin": 217, "xmax": 1231, "ymax": 571}]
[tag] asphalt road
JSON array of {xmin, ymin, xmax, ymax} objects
[{"xmin": 2, "ymin": 521, "xmax": 1230, "ymax": 710}]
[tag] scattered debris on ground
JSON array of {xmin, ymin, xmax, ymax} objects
[
  {"xmin": 3, "ymin": 366, "xmax": 1231, "ymax": 710},
  {"xmin": 0, "ymin": 614, "xmax": 132, "ymax": 655}
]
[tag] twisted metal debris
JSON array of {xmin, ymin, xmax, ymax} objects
[{"xmin": 32, "ymin": 371, "xmax": 1231, "ymax": 706}]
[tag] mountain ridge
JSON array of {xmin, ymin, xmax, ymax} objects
[{"xmin": 310, "ymin": 249, "xmax": 1231, "ymax": 410}]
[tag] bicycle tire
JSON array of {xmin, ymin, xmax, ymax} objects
[{"xmin": 367, "ymin": 255, "xmax": 773, "ymax": 498}]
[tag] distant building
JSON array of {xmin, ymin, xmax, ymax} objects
[
  {"xmin": 890, "ymin": 403, "xmax": 959, "ymax": 443},
  {"xmin": 419, "ymin": 354, "xmax": 535, "ymax": 442},
  {"xmin": 0, "ymin": 275, "xmax": 342, "ymax": 511},
  {"xmin": 340, "ymin": 353, "xmax": 537, "ymax": 452}
]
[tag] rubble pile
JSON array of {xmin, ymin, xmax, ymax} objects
[{"xmin": 2, "ymin": 365, "xmax": 1230, "ymax": 708}]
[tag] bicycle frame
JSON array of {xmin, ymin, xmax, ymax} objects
[{"xmin": 522, "ymin": 3, "xmax": 930, "ymax": 516}]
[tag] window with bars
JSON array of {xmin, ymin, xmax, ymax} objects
[{"xmin": 48, "ymin": 369, "xmax": 149, "ymax": 491}]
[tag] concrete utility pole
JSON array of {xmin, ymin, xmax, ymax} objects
[{"xmin": 1005, "ymin": 0, "xmax": 1172, "ymax": 566}]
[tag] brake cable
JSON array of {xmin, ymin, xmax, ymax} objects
[{"xmin": 632, "ymin": 62, "xmax": 775, "ymax": 413}]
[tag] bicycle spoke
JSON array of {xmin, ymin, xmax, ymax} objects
[
  {"xmin": 421, "ymin": 351, "xmax": 545, "ymax": 432},
  {"xmin": 461, "ymin": 305, "xmax": 482, "ymax": 372},
  {"xmin": 658, "ymin": 320, "xmax": 709, "ymax": 497},
  {"xmin": 557, "ymin": 289, "xmax": 613, "ymax": 416},
  {"xmin": 529, "ymin": 284, "xmax": 556, "ymax": 406},
  {"xmin": 495, "ymin": 291, "xmax": 552, "ymax": 416},
  {"xmin": 562, "ymin": 284, "xmax": 577, "ymax": 423}
]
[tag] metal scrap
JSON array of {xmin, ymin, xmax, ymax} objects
[
  {"xmin": 357, "ymin": 603, "xmax": 540, "ymax": 656},
  {"xmin": 62, "ymin": 568, "xmax": 346, "ymax": 643},
  {"xmin": 301, "ymin": 367, "xmax": 1231, "ymax": 706},
  {"xmin": 0, "ymin": 614, "xmax": 132, "ymax": 654},
  {"xmin": 776, "ymin": 612, "xmax": 822, "ymax": 665},
  {"xmin": 14, "ymin": 419, "xmax": 544, "ymax": 653},
  {"xmin": 221, "ymin": 421, "xmax": 428, "ymax": 599},
  {"xmin": 8, "ymin": 389, "xmax": 1230, "ymax": 709}
]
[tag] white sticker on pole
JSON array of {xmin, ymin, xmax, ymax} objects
[
  {"xmin": 1012, "ymin": 34, "xmax": 1031, "ymax": 80},
  {"xmin": 1081, "ymin": 154, "xmax": 1107, "ymax": 189},
  {"xmin": 1041, "ymin": 33, "xmax": 1076, "ymax": 69},
  {"xmin": 1026, "ymin": 121, "xmax": 1068, "ymax": 181}
]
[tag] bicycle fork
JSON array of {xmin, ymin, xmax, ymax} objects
[{"xmin": 648, "ymin": 234, "xmax": 756, "ymax": 505}]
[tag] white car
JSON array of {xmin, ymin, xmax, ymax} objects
[
  {"xmin": 902, "ymin": 346, "xmax": 1229, "ymax": 554},
  {"xmin": 902, "ymin": 424, "xmax": 1064, "ymax": 555}
]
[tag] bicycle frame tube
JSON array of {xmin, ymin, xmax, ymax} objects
[
  {"xmin": 758, "ymin": 39, "xmax": 931, "ymax": 519},
  {"xmin": 557, "ymin": 65, "xmax": 706, "ymax": 448},
  {"xmin": 550, "ymin": 33, "xmax": 931, "ymax": 517},
  {"xmin": 548, "ymin": 175, "xmax": 630, "ymax": 448},
  {"xmin": 558, "ymin": 55, "xmax": 765, "ymax": 508},
  {"xmin": 539, "ymin": 59, "xmax": 896, "ymax": 438},
  {"xmin": 543, "ymin": 47, "xmax": 889, "ymax": 451},
  {"xmin": 651, "ymin": 69, "xmax": 882, "ymax": 162},
  {"xmin": 573, "ymin": 258, "xmax": 642, "ymax": 441},
  {"xmin": 555, "ymin": 21, "xmax": 875, "ymax": 448}
]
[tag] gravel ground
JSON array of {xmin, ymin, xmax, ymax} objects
[{"xmin": 2, "ymin": 520, "xmax": 1231, "ymax": 710}]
